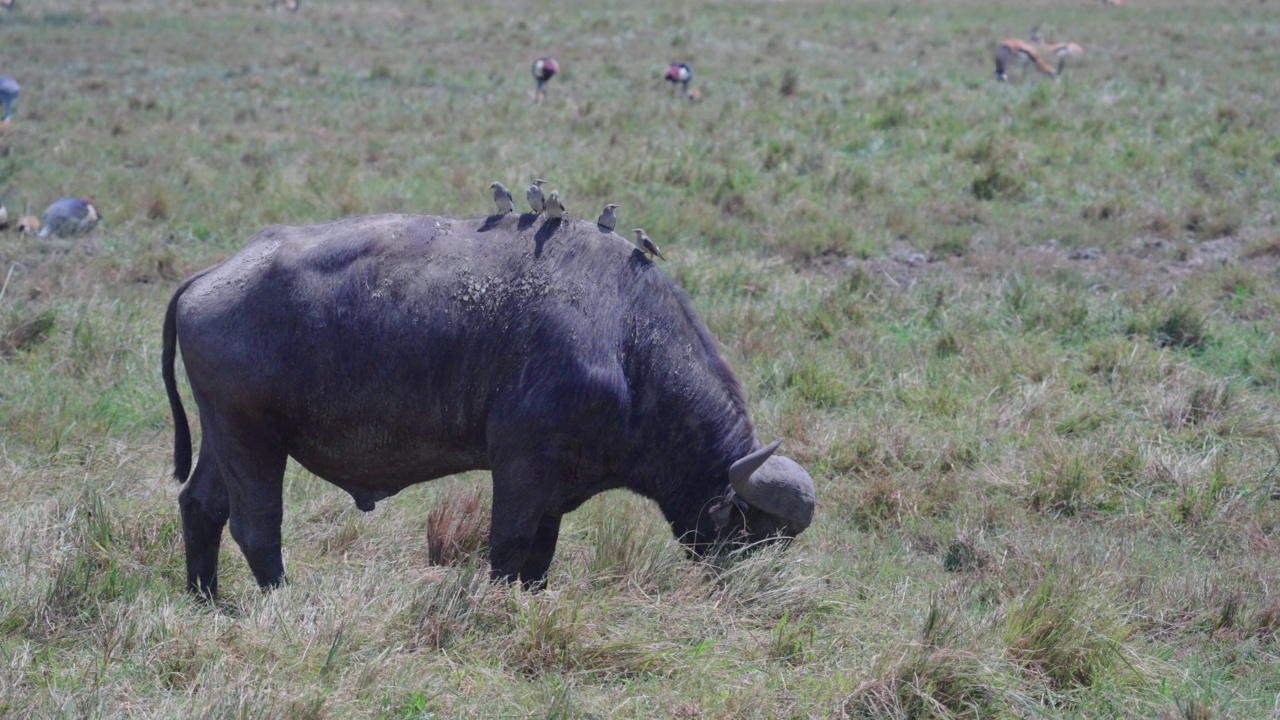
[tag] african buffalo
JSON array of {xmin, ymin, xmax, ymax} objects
[{"xmin": 162, "ymin": 213, "xmax": 815, "ymax": 597}]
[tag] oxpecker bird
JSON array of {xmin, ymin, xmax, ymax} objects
[
  {"xmin": 597, "ymin": 203, "xmax": 619, "ymax": 232},
  {"xmin": 38, "ymin": 197, "xmax": 101, "ymax": 238},
  {"xmin": 531, "ymin": 57, "xmax": 559, "ymax": 101},
  {"xmin": 527, "ymin": 179, "xmax": 546, "ymax": 214},
  {"xmin": 665, "ymin": 62, "xmax": 693, "ymax": 93},
  {"xmin": 632, "ymin": 228, "xmax": 666, "ymax": 261},
  {"xmin": 544, "ymin": 190, "xmax": 565, "ymax": 220},
  {"xmin": 0, "ymin": 77, "xmax": 19, "ymax": 124},
  {"xmin": 488, "ymin": 182, "xmax": 514, "ymax": 215}
]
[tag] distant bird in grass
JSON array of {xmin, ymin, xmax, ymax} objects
[
  {"xmin": 276, "ymin": 0, "xmax": 299, "ymax": 11},
  {"xmin": 531, "ymin": 57, "xmax": 559, "ymax": 102},
  {"xmin": 632, "ymin": 228, "xmax": 665, "ymax": 261},
  {"xmin": 1042, "ymin": 42, "xmax": 1084, "ymax": 75},
  {"xmin": 17, "ymin": 214, "xmax": 39, "ymax": 234},
  {"xmin": 0, "ymin": 77, "xmax": 20, "ymax": 125},
  {"xmin": 526, "ymin": 179, "xmax": 546, "ymax": 214},
  {"xmin": 38, "ymin": 197, "xmax": 101, "ymax": 238},
  {"xmin": 665, "ymin": 62, "xmax": 693, "ymax": 94},
  {"xmin": 993, "ymin": 39, "xmax": 1056, "ymax": 82},
  {"xmin": 0, "ymin": 204, "xmax": 8, "ymax": 229},
  {"xmin": 544, "ymin": 190, "xmax": 565, "ymax": 220},
  {"xmin": 597, "ymin": 203, "xmax": 619, "ymax": 232},
  {"xmin": 488, "ymin": 182, "xmax": 514, "ymax": 215}
]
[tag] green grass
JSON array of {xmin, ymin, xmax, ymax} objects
[{"xmin": 2, "ymin": 0, "xmax": 1280, "ymax": 716}]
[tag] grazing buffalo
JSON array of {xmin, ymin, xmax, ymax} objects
[{"xmin": 162, "ymin": 213, "xmax": 815, "ymax": 597}]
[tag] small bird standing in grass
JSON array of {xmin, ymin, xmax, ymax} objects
[
  {"xmin": 544, "ymin": 190, "xmax": 566, "ymax": 220},
  {"xmin": 665, "ymin": 62, "xmax": 693, "ymax": 93},
  {"xmin": 488, "ymin": 182, "xmax": 514, "ymax": 215},
  {"xmin": 0, "ymin": 76, "xmax": 20, "ymax": 125},
  {"xmin": 632, "ymin": 228, "xmax": 666, "ymax": 261},
  {"xmin": 17, "ymin": 215, "xmax": 39, "ymax": 234},
  {"xmin": 531, "ymin": 57, "xmax": 559, "ymax": 102},
  {"xmin": 38, "ymin": 197, "xmax": 101, "ymax": 238},
  {"xmin": 527, "ymin": 179, "xmax": 546, "ymax": 214},
  {"xmin": 597, "ymin": 203, "xmax": 619, "ymax": 232}
]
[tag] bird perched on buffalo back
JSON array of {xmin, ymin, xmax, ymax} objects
[
  {"xmin": 488, "ymin": 182, "xmax": 514, "ymax": 215},
  {"xmin": 38, "ymin": 197, "xmax": 102, "ymax": 238},
  {"xmin": 531, "ymin": 57, "xmax": 559, "ymax": 101},
  {"xmin": 0, "ymin": 76, "xmax": 20, "ymax": 125},
  {"xmin": 597, "ymin": 203, "xmax": 619, "ymax": 232},
  {"xmin": 665, "ymin": 62, "xmax": 693, "ymax": 93},
  {"xmin": 527, "ymin": 179, "xmax": 546, "ymax": 214},
  {"xmin": 633, "ymin": 228, "xmax": 666, "ymax": 261},
  {"xmin": 544, "ymin": 190, "xmax": 566, "ymax": 220}
]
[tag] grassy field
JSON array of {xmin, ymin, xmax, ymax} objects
[{"xmin": 2, "ymin": 0, "xmax": 1280, "ymax": 716}]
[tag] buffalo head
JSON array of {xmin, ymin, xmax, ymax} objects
[{"xmin": 709, "ymin": 439, "xmax": 815, "ymax": 547}]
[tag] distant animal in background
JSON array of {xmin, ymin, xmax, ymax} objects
[
  {"xmin": 17, "ymin": 215, "xmax": 39, "ymax": 234},
  {"xmin": 665, "ymin": 62, "xmax": 693, "ymax": 94},
  {"xmin": 531, "ymin": 57, "xmax": 559, "ymax": 102},
  {"xmin": 0, "ymin": 77, "xmax": 20, "ymax": 124},
  {"xmin": 275, "ymin": 0, "xmax": 299, "ymax": 10},
  {"xmin": 488, "ymin": 182, "xmax": 515, "ymax": 215},
  {"xmin": 993, "ymin": 39, "xmax": 1057, "ymax": 82},
  {"xmin": 38, "ymin": 197, "xmax": 101, "ymax": 238},
  {"xmin": 0, "ymin": 204, "xmax": 9, "ymax": 229},
  {"xmin": 0, "ymin": 0, "xmax": 15, "ymax": 10},
  {"xmin": 1102, "ymin": 0, "xmax": 1122, "ymax": 6},
  {"xmin": 1042, "ymin": 42, "xmax": 1084, "ymax": 75}
]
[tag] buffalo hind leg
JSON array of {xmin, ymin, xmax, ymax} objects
[
  {"xmin": 179, "ymin": 440, "xmax": 230, "ymax": 599},
  {"xmin": 217, "ymin": 420, "xmax": 288, "ymax": 590}
]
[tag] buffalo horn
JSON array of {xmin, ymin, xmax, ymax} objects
[{"xmin": 729, "ymin": 439, "xmax": 816, "ymax": 534}]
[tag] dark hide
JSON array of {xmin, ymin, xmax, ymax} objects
[{"xmin": 163, "ymin": 213, "xmax": 766, "ymax": 597}]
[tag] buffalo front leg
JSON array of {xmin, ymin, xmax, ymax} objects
[
  {"xmin": 179, "ymin": 439, "xmax": 230, "ymax": 599},
  {"xmin": 488, "ymin": 457, "xmax": 558, "ymax": 588},
  {"xmin": 518, "ymin": 514, "xmax": 563, "ymax": 589}
]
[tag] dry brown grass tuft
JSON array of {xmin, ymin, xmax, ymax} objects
[
  {"xmin": 426, "ymin": 485, "xmax": 490, "ymax": 566},
  {"xmin": 0, "ymin": 309, "xmax": 55, "ymax": 356}
]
